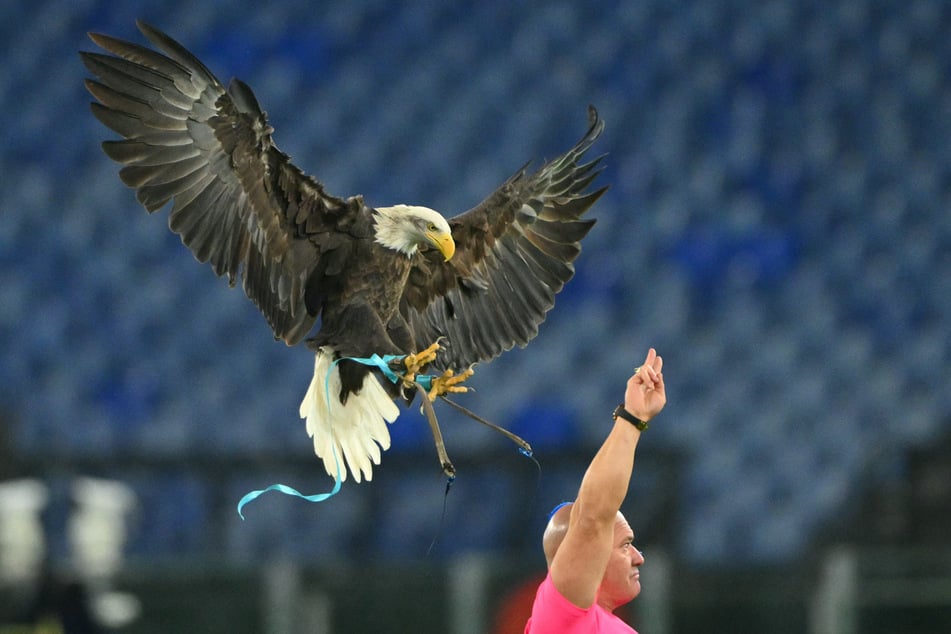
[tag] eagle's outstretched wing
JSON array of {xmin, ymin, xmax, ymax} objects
[
  {"xmin": 401, "ymin": 107, "xmax": 607, "ymax": 371},
  {"xmin": 81, "ymin": 21, "xmax": 369, "ymax": 345}
]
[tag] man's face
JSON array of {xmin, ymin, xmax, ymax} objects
[{"xmin": 599, "ymin": 513, "xmax": 645, "ymax": 610}]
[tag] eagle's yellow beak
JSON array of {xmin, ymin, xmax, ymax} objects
[{"xmin": 428, "ymin": 231, "xmax": 456, "ymax": 261}]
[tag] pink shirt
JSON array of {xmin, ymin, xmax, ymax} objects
[{"xmin": 524, "ymin": 572, "xmax": 638, "ymax": 634}]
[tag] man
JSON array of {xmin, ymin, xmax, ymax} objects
[{"xmin": 525, "ymin": 348, "xmax": 666, "ymax": 633}]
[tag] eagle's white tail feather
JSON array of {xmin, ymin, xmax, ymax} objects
[{"xmin": 300, "ymin": 348, "xmax": 400, "ymax": 483}]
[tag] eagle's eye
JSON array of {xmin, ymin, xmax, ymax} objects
[{"xmin": 427, "ymin": 222, "xmax": 438, "ymax": 231}]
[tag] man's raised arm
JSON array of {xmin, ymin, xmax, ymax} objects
[{"xmin": 548, "ymin": 348, "xmax": 666, "ymax": 609}]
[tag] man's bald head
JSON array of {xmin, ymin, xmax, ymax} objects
[
  {"xmin": 542, "ymin": 502, "xmax": 631, "ymax": 568},
  {"xmin": 542, "ymin": 502, "xmax": 574, "ymax": 566}
]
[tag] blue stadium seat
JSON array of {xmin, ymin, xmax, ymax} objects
[{"xmin": 1, "ymin": 0, "xmax": 949, "ymax": 565}]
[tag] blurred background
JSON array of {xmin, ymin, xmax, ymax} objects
[{"xmin": 1, "ymin": 0, "xmax": 950, "ymax": 632}]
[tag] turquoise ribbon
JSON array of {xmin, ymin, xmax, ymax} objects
[
  {"xmin": 237, "ymin": 475, "xmax": 341, "ymax": 520},
  {"xmin": 344, "ymin": 353, "xmax": 434, "ymax": 391},
  {"xmin": 237, "ymin": 352, "xmax": 434, "ymax": 518},
  {"xmin": 348, "ymin": 353, "xmax": 403, "ymax": 383}
]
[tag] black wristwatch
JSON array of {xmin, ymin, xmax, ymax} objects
[{"xmin": 613, "ymin": 403, "xmax": 649, "ymax": 431}]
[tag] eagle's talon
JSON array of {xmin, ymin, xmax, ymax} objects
[
  {"xmin": 427, "ymin": 367, "xmax": 475, "ymax": 401},
  {"xmin": 403, "ymin": 342, "xmax": 441, "ymax": 379}
]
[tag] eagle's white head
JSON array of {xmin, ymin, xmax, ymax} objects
[{"xmin": 373, "ymin": 205, "xmax": 455, "ymax": 261}]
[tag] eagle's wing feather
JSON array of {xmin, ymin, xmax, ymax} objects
[
  {"xmin": 82, "ymin": 21, "xmax": 366, "ymax": 346},
  {"xmin": 402, "ymin": 107, "xmax": 607, "ymax": 371}
]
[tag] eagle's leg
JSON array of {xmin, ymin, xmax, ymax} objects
[{"xmin": 426, "ymin": 367, "xmax": 475, "ymax": 402}]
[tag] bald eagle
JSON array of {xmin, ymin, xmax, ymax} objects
[{"xmin": 81, "ymin": 22, "xmax": 606, "ymax": 484}]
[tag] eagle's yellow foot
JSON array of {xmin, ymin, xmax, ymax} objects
[
  {"xmin": 401, "ymin": 342, "xmax": 441, "ymax": 386},
  {"xmin": 427, "ymin": 367, "xmax": 475, "ymax": 402}
]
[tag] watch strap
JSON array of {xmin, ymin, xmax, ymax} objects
[{"xmin": 613, "ymin": 403, "xmax": 648, "ymax": 431}]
